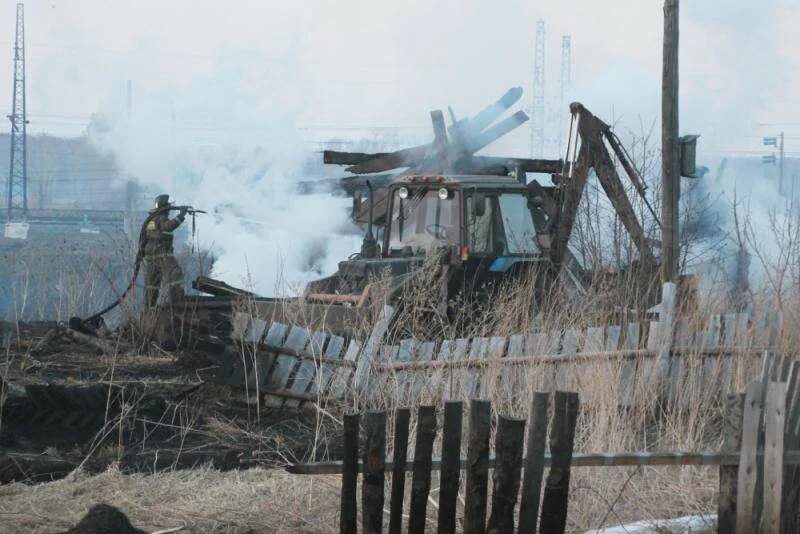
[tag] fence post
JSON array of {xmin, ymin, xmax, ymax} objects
[
  {"xmin": 362, "ymin": 411, "xmax": 387, "ymax": 534},
  {"xmin": 518, "ymin": 392, "xmax": 549, "ymax": 534},
  {"xmin": 408, "ymin": 406, "xmax": 437, "ymax": 533},
  {"xmin": 340, "ymin": 413, "xmax": 359, "ymax": 534},
  {"xmin": 736, "ymin": 380, "xmax": 764, "ymax": 534},
  {"xmin": 353, "ymin": 306, "xmax": 394, "ymax": 404},
  {"xmin": 762, "ymin": 381, "xmax": 787, "ymax": 533},
  {"xmin": 487, "ymin": 416, "xmax": 526, "ymax": 533},
  {"xmin": 539, "ymin": 391, "xmax": 579, "ymax": 534},
  {"xmin": 782, "ymin": 361, "xmax": 800, "ymax": 532},
  {"xmin": 463, "ymin": 399, "xmax": 491, "ymax": 534},
  {"xmin": 718, "ymin": 393, "xmax": 744, "ymax": 534},
  {"xmin": 437, "ymin": 401, "xmax": 463, "ymax": 534},
  {"xmin": 389, "ymin": 409, "xmax": 410, "ymax": 534}
]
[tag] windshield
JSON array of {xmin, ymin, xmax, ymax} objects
[
  {"xmin": 498, "ymin": 194, "xmax": 538, "ymax": 254},
  {"xmin": 467, "ymin": 192, "xmax": 538, "ymax": 255},
  {"xmin": 388, "ymin": 188, "xmax": 460, "ymax": 254}
]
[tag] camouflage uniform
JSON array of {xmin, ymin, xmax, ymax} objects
[{"xmin": 144, "ymin": 201, "xmax": 187, "ymax": 308}]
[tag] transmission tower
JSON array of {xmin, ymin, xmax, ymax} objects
[
  {"xmin": 7, "ymin": 3, "xmax": 27, "ymax": 218},
  {"xmin": 559, "ymin": 35, "xmax": 572, "ymax": 156},
  {"xmin": 560, "ymin": 36, "xmax": 572, "ymax": 110},
  {"xmin": 531, "ymin": 19, "xmax": 545, "ymax": 158}
]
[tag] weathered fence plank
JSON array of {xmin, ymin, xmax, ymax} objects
[
  {"xmin": 362, "ymin": 411, "xmax": 386, "ymax": 534},
  {"xmin": 437, "ymin": 401, "xmax": 463, "ymax": 534},
  {"xmin": 736, "ymin": 380, "xmax": 764, "ymax": 534},
  {"xmin": 463, "ymin": 400, "xmax": 491, "ymax": 534},
  {"xmin": 487, "ymin": 416, "xmax": 526, "ymax": 533},
  {"xmin": 408, "ymin": 406, "xmax": 437, "ymax": 533},
  {"xmin": 762, "ymin": 381, "xmax": 787, "ymax": 533},
  {"xmin": 539, "ymin": 391, "xmax": 579, "ymax": 534},
  {"xmin": 518, "ymin": 392, "xmax": 549, "ymax": 534},
  {"xmin": 718, "ymin": 393, "xmax": 744, "ymax": 534},
  {"xmin": 340, "ymin": 413, "xmax": 359, "ymax": 534},
  {"xmin": 389, "ymin": 409, "xmax": 410, "ymax": 534}
]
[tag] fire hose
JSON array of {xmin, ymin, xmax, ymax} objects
[{"xmin": 69, "ymin": 205, "xmax": 205, "ymax": 332}]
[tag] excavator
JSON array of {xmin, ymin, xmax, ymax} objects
[{"xmin": 196, "ymin": 88, "xmax": 669, "ymax": 336}]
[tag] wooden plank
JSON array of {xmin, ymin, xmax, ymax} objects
[
  {"xmin": 487, "ymin": 416, "xmax": 526, "ymax": 533},
  {"xmin": 556, "ymin": 329, "xmax": 581, "ymax": 390},
  {"xmin": 389, "ymin": 409, "xmax": 410, "ymax": 534},
  {"xmin": 782, "ymin": 360, "xmax": 800, "ymax": 533},
  {"xmin": 408, "ymin": 406, "xmax": 437, "ymax": 533},
  {"xmin": 265, "ymin": 326, "xmax": 310, "ymax": 392},
  {"xmin": 526, "ymin": 332, "xmax": 555, "ymax": 392},
  {"xmin": 700, "ymin": 315, "xmax": 722, "ymax": 403},
  {"xmin": 482, "ymin": 336, "xmax": 507, "ymax": 398},
  {"xmin": 762, "ymin": 381, "xmax": 787, "ymax": 533},
  {"xmin": 619, "ymin": 323, "xmax": 640, "ymax": 407},
  {"xmin": 465, "ymin": 337, "xmax": 489, "ymax": 398},
  {"xmin": 436, "ymin": 340, "xmax": 454, "ymax": 400},
  {"xmin": 340, "ymin": 413, "xmax": 359, "ymax": 534},
  {"xmin": 539, "ymin": 391, "xmax": 580, "ymax": 534},
  {"xmin": 395, "ymin": 338, "xmax": 418, "ymax": 405},
  {"xmin": 362, "ymin": 411, "xmax": 386, "ymax": 534},
  {"xmin": 354, "ymin": 305, "xmax": 394, "ymax": 395},
  {"xmin": 500, "ymin": 335, "xmax": 525, "ymax": 402},
  {"xmin": 448, "ymin": 338, "xmax": 470, "ymax": 400},
  {"xmin": 767, "ymin": 310, "xmax": 784, "ymax": 351},
  {"xmin": 583, "ymin": 326, "xmax": 604, "ymax": 352},
  {"xmin": 312, "ymin": 334, "xmax": 345, "ymax": 396},
  {"xmin": 289, "ymin": 330, "xmax": 327, "ymax": 397},
  {"xmin": 654, "ymin": 282, "xmax": 676, "ymax": 400},
  {"xmin": 518, "ymin": 392, "xmax": 549, "ymax": 534},
  {"xmin": 437, "ymin": 401, "xmax": 463, "ymax": 534},
  {"xmin": 327, "ymin": 340, "xmax": 361, "ymax": 400},
  {"xmin": 410, "ymin": 341, "xmax": 436, "ymax": 401},
  {"xmin": 718, "ymin": 393, "xmax": 744, "ymax": 534},
  {"xmin": 463, "ymin": 399, "xmax": 491, "ymax": 534},
  {"xmin": 736, "ymin": 380, "xmax": 764, "ymax": 534}
]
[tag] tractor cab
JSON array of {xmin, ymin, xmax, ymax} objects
[{"xmin": 384, "ymin": 174, "xmax": 542, "ymax": 268}]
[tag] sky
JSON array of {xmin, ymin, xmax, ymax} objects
[{"xmin": 1, "ymin": 0, "xmax": 799, "ymax": 293}]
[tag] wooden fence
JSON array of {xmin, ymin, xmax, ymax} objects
[
  {"xmin": 216, "ymin": 283, "xmax": 785, "ymax": 409},
  {"xmin": 288, "ymin": 364, "xmax": 800, "ymax": 533}
]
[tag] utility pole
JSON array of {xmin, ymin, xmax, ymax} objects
[
  {"xmin": 7, "ymin": 3, "xmax": 28, "ymax": 219},
  {"xmin": 559, "ymin": 36, "xmax": 572, "ymax": 156},
  {"xmin": 531, "ymin": 19, "xmax": 545, "ymax": 158},
  {"xmin": 661, "ymin": 0, "xmax": 680, "ymax": 283}
]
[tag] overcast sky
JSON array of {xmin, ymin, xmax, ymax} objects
[{"xmin": 1, "ymin": 0, "xmax": 799, "ymax": 159}]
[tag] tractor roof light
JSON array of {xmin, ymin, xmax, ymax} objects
[
  {"xmin": 398, "ymin": 186, "xmax": 409, "ymax": 199},
  {"xmin": 438, "ymin": 187, "xmax": 449, "ymax": 200}
]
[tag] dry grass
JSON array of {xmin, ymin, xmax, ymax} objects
[{"xmin": 0, "ymin": 467, "xmax": 341, "ymax": 533}]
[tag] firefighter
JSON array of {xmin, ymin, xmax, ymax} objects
[{"xmin": 144, "ymin": 194, "xmax": 187, "ymax": 308}]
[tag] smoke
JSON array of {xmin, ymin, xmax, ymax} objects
[{"xmin": 88, "ymin": 51, "xmax": 363, "ymax": 295}]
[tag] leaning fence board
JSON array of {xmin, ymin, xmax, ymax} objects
[
  {"xmin": 618, "ymin": 322, "xmax": 640, "ymax": 407},
  {"xmin": 556, "ymin": 329, "xmax": 581, "ymax": 391},
  {"xmin": 362, "ymin": 411, "xmax": 386, "ymax": 534},
  {"xmin": 389, "ymin": 409, "xmax": 410, "ymax": 534},
  {"xmin": 736, "ymin": 380, "xmax": 764, "ymax": 534},
  {"xmin": 409, "ymin": 341, "xmax": 436, "ymax": 401},
  {"xmin": 437, "ymin": 401, "xmax": 463, "ymax": 534},
  {"xmin": 526, "ymin": 333, "xmax": 555, "ymax": 392},
  {"xmin": 463, "ymin": 400, "xmax": 491, "ymax": 534},
  {"xmin": 354, "ymin": 306, "xmax": 394, "ymax": 394},
  {"xmin": 762, "ymin": 381, "xmax": 787, "ymax": 533},
  {"xmin": 487, "ymin": 416, "xmax": 525, "ymax": 534},
  {"xmin": 266, "ymin": 326, "xmax": 310, "ymax": 390},
  {"xmin": 311, "ymin": 334, "xmax": 345, "ymax": 396},
  {"xmin": 700, "ymin": 315, "xmax": 722, "ymax": 403},
  {"xmin": 327, "ymin": 340, "xmax": 361, "ymax": 399},
  {"xmin": 718, "ymin": 393, "xmax": 744, "ymax": 534},
  {"xmin": 395, "ymin": 339, "xmax": 418, "ymax": 405},
  {"xmin": 340, "ymin": 414, "xmax": 359, "ymax": 534},
  {"xmin": 289, "ymin": 330, "xmax": 327, "ymax": 397},
  {"xmin": 482, "ymin": 336, "xmax": 507, "ymax": 399},
  {"xmin": 465, "ymin": 338, "xmax": 489, "ymax": 398},
  {"xmin": 540, "ymin": 392, "xmax": 579, "ymax": 534},
  {"xmin": 447, "ymin": 338, "xmax": 470, "ymax": 400},
  {"xmin": 500, "ymin": 335, "xmax": 526, "ymax": 401},
  {"xmin": 408, "ymin": 406, "xmax": 436, "ymax": 533},
  {"xmin": 518, "ymin": 392, "xmax": 549, "ymax": 534}
]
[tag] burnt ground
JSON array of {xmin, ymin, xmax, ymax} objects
[{"xmin": 0, "ymin": 322, "xmax": 343, "ymax": 485}]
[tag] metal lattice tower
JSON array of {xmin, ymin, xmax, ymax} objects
[
  {"xmin": 7, "ymin": 3, "xmax": 27, "ymax": 218},
  {"xmin": 560, "ymin": 36, "xmax": 572, "ymax": 110},
  {"xmin": 531, "ymin": 19, "xmax": 545, "ymax": 158},
  {"xmin": 559, "ymin": 35, "xmax": 572, "ymax": 156}
]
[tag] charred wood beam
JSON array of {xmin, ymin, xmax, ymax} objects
[{"xmin": 323, "ymin": 151, "xmax": 391, "ymax": 165}]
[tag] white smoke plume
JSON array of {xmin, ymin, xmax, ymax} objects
[{"xmin": 88, "ymin": 51, "xmax": 363, "ymax": 296}]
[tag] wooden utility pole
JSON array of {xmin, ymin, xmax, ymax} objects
[{"xmin": 661, "ymin": 0, "xmax": 680, "ymax": 283}]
